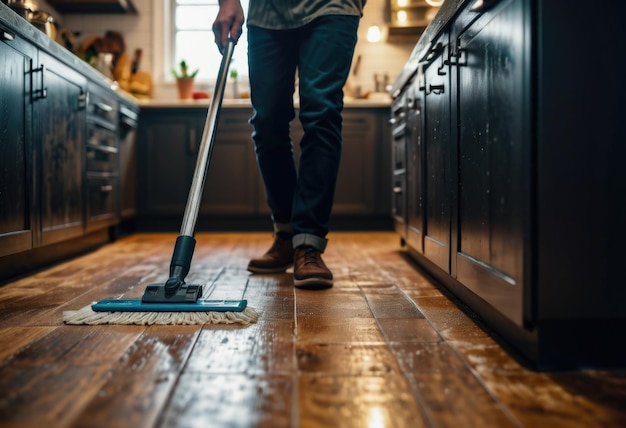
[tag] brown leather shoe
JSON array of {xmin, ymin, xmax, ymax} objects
[
  {"xmin": 293, "ymin": 245, "xmax": 333, "ymax": 289},
  {"xmin": 247, "ymin": 234, "xmax": 293, "ymax": 273}
]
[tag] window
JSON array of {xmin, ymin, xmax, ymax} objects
[{"xmin": 170, "ymin": 0, "xmax": 249, "ymax": 82}]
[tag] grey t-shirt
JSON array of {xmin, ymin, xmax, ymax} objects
[{"xmin": 247, "ymin": 0, "xmax": 365, "ymax": 30}]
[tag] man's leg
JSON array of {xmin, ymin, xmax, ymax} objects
[{"xmin": 292, "ymin": 15, "xmax": 360, "ymax": 287}]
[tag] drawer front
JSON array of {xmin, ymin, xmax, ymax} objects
[
  {"xmin": 86, "ymin": 126, "xmax": 118, "ymax": 172},
  {"xmin": 87, "ymin": 89, "xmax": 118, "ymax": 130},
  {"xmin": 86, "ymin": 175, "xmax": 118, "ymax": 229}
]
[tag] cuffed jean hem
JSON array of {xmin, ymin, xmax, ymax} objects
[{"xmin": 293, "ymin": 234, "xmax": 328, "ymax": 252}]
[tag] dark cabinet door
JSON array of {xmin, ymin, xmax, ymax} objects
[
  {"xmin": 36, "ymin": 51, "xmax": 87, "ymax": 246},
  {"xmin": 0, "ymin": 30, "xmax": 36, "ymax": 257},
  {"xmin": 423, "ymin": 37, "xmax": 452, "ymax": 273},
  {"xmin": 454, "ymin": 0, "xmax": 530, "ymax": 326},
  {"xmin": 138, "ymin": 110, "xmax": 197, "ymax": 216},
  {"xmin": 200, "ymin": 108, "xmax": 258, "ymax": 215},
  {"xmin": 119, "ymin": 104, "xmax": 139, "ymax": 218},
  {"xmin": 406, "ymin": 79, "xmax": 425, "ymax": 252}
]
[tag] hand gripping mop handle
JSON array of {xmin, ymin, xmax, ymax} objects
[{"xmin": 165, "ymin": 40, "xmax": 236, "ymax": 293}]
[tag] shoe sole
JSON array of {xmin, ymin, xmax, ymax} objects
[
  {"xmin": 247, "ymin": 263, "xmax": 293, "ymax": 274},
  {"xmin": 293, "ymin": 277, "xmax": 333, "ymax": 290}
]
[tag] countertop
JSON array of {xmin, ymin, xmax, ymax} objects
[
  {"xmin": 138, "ymin": 97, "xmax": 392, "ymax": 109},
  {"xmin": 2, "ymin": 3, "xmax": 390, "ymax": 113},
  {"xmin": 1, "ymin": 2, "xmax": 137, "ymax": 106},
  {"xmin": 390, "ymin": 0, "xmax": 470, "ymax": 98}
]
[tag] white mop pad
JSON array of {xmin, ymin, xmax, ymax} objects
[{"xmin": 63, "ymin": 304, "xmax": 260, "ymax": 325}]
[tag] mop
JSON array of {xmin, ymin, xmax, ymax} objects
[{"xmin": 64, "ymin": 40, "xmax": 258, "ymax": 326}]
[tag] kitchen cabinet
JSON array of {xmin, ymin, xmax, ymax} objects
[
  {"xmin": 138, "ymin": 107, "xmax": 258, "ymax": 219},
  {"xmin": 36, "ymin": 50, "xmax": 87, "ymax": 246},
  {"xmin": 85, "ymin": 82, "xmax": 119, "ymax": 232},
  {"xmin": 268, "ymin": 110, "xmax": 389, "ymax": 216},
  {"xmin": 390, "ymin": 93, "xmax": 408, "ymax": 238},
  {"xmin": 0, "ymin": 26, "xmax": 36, "ymax": 257},
  {"xmin": 454, "ymin": 0, "xmax": 530, "ymax": 326},
  {"xmin": 422, "ymin": 35, "xmax": 452, "ymax": 273},
  {"xmin": 119, "ymin": 103, "xmax": 139, "ymax": 219},
  {"xmin": 137, "ymin": 105, "xmax": 391, "ymax": 230},
  {"xmin": 1, "ymin": 3, "xmax": 139, "ymax": 282},
  {"xmin": 391, "ymin": 0, "xmax": 626, "ymax": 369},
  {"xmin": 405, "ymin": 78, "xmax": 424, "ymax": 253}
]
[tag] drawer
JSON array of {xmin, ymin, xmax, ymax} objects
[
  {"xmin": 86, "ymin": 175, "xmax": 119, "ymax": 230},
  {"xmin": 86, "ymin": 126, "xmax": 118, "ymax": 173},
  {"xmin": 87, "ymin": 88, "xmax": 118, "ymax": 130}
]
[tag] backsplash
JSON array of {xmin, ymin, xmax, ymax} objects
[{"xmin": 61, "ymin": 0, "xmax": 418, "ymax": 99}]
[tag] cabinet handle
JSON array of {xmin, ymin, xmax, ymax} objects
[
  {"xmin": 100, "ymin": 185, "xmax": 113, "ymax": 193},
  {"xmin": 393, "ymin": 186, "xmax": 403, "ymax": 193},
  {"xmin": 1, "ymin": 29, "xmax": 15, "ymax": 41},
  {"xmin": 428, "ymin": 84, "xmax": 445, "ymax": 95},
  {"xmin": 32, "ymin": 65, "xmax": 47, "ymax": 100},
  {"xmin": 95, "ymin": 102, "xmax": 113, "ymax": 112},
  {"xmin": 78, "ymin": 93, "xmax": 88, "ymax": 109},
  {"xmin": 189, "ymin": 128, "xmax": 197, "ymax": 153}
]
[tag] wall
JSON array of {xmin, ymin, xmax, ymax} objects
[{"xmin": 61, "ymin": 0, "xmax": 419, "ymax": 100}]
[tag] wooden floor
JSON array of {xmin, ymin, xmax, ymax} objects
[{"xmin": 0, "ymin": 232, "xmax": 624, "ymax": 427}]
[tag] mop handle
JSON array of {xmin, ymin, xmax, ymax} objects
[{"xmin": 179, "ymin": 39, "xmax": 236, "ymax": 237}]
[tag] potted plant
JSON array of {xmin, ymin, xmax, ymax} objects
[{"xmin": 171, "ymin": 60, "xmax": 199, "ymax": 99}]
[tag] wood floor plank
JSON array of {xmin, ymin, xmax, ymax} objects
[
  {"xmin": 0, "ymin": 326, "xmax": 55, "ymax": 361},
  {"xmin": 0, "ymin": 232, "xmax": 624, "ymax": 427},
  {"xmin": 298, "ymin": 374, "xmax": 428, "ymax": 428},
  {"xmin": 296, "ymin": 343, "xmax": 401, "ymax": 376},
  {"xmin": 184, "ymin": 319, "xmax": 295, "ymax": 375},
  {"xmin": 412, "ymin": 372, "xmax": 519, "ymax": 427},
  {"xmin": 0, "ymin": 325, "xmax": 143, "ymax": 426},
  {"xmin": 159, "ymin": 373, "xmax": 294, "ymax": 428},
  {"xmin": 297, "ymin": 317, "xmax": 386, "ymax": 344},
  {"xmin": 69, "ymin": 325, "xmax": 200, "ymax": 428},
  {"xmin": 295, "ymin": 290, "xmax": 373, "ymax": 320}
]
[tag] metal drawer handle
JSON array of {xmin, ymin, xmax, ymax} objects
[
  {"xmin": 429, "ymin": 84, "xmax": 445, "ymax": 95},
  {"xmin": 393, "ymin": 186, "xmax": 403, "ymax": 193},
  {"xmin": 95, "ymin": 102, "xmax": 113, "ymax": 112},
  {"xmin": 100, "ymin": 185, "xmax": 113, "ymax": 193},
  {"xmin": 88, "ymin": 144, "xmax": 118, "ymax": 154},
  {"xmin": 1, "ymin": 29, "xmax": 15, "ymax": 41}
]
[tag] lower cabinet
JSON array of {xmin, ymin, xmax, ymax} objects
[
  {"xmin": 138, "ymin": 105, "xmax": 391, "ymax": 226},
  {"xmin": 0, "ymin": 28, "xmax": 36, "ymax": 257},
  {"xmin": 454, "ymin": 0, "xmax": 530, "ymax": 327},
  {"xmin": 0, "ymin": 11, "xmax": 139, "ymax": 281},
  {"xmin": 138, "ymin": 107, "xmax": 258, "ymax": 217},
  {"xmin": 393, "ymin": 0, "xmax": 626, "ymax": 369},
  {"xmin": 37, "ymin": 51, "xmax": 87, "ymax": 246}
]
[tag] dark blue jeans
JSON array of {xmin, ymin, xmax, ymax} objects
[{"xmin": 247, "ymin": 15, "xmax": 359, "ymax": 249}]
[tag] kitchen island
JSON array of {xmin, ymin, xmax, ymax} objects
[
  {"xmin": 134, "ymin": 98, "xmax": 392, "ymax": 232},
  {"xmin": 390, "ymin": 0, "xmax": 626, "ymax": 369}
]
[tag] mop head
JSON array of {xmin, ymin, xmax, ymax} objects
[{"xmin": 63, "ymin": 304, "xmax": 259, "ymax": 326}]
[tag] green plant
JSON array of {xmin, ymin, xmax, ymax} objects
[{"xmin": 171, "ymin": 60, "xmax": 199, "ymax": 79}]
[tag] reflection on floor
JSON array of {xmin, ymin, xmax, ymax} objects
[{"xmin": 0, "ymin": 232, "xmax": 624, "ymax": 427}]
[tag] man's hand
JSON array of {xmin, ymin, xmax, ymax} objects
[{"xmin": 212, "ymin": 0, "xmax": 245, "ymax": 53}]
